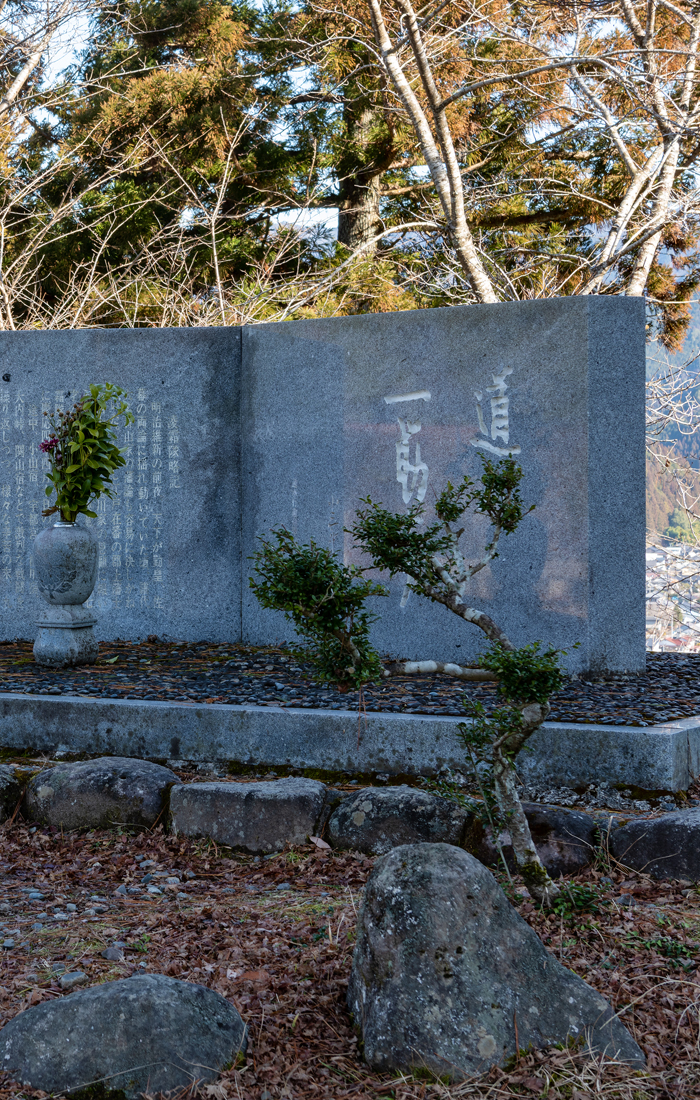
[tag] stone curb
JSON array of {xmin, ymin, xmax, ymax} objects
[{"xmin": 1, "ymin": 693, "xmax": 698, "ymax": 791}]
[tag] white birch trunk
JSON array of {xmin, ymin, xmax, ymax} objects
[{"xmin": 367, "ymin": 0, "xmax": 497, "ymax": 302}]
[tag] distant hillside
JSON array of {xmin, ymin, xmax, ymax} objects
[
  {"xmin": 647, "ymin": 299, "xmax": 700, "ymax": 471},
  {"xmin": 647, "ymin": 448, "xmax": 700, "ymax": 542}
]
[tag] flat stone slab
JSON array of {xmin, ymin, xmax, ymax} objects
[
  {"xmin": 0, "ymin": 973, "xmax": 247, "ymax": 1098},
  {"xmin": 171, "ymin": 778, "xmax": 327, "ymax": 853},
  {"xmin": 328, "ymin": 785, "xmax": 469, "ymax": 854},
  {"xmin": 610, "ymin": 808, "xmax": 700, "ymax": 880},
  {"xmin": 24, "ymin": 756, "xmax": 179, "ymax": 829},
  {"xmin": 0, "ymin": 694, "xmax": 698, "ymax": 791}
]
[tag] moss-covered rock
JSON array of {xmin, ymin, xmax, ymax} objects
[
  {"xmin": 24, "ymin": 756, "xmax": 180, "ymax": 829},
  {"xmin": 328, "ymin": 785, "xmax": 470, "ymax": 855}
]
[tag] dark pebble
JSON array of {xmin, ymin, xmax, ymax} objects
[{"xmin": 1, "ymin": 643, "xmax": 699, "ymax": 728}]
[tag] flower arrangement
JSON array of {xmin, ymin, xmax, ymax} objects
[{"xmin": 40, "ymin": 383, "xmax": 134, "ymax": 522}]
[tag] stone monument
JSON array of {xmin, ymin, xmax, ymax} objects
[
  {"xmin": 241, "ymin": 296, "xmax": 646, "ymax": 673},
  {"xmin": 0, "ymin": 328, "xmax": 240, "ymax": 643},
  {"xmin": 0, "ymin": 296, "xmax": 645, "ymax": 672}
]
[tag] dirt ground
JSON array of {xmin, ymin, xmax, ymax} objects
[{"xmin": 1, "ymin": 811, "xmax": 700, "ymax": 1100}]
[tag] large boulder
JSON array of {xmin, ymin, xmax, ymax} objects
[
  {"xmin": 24, "ymin": 757, "xmax": 180, "ymax": 829},
  {"xmin": 0, "ymin": 764, "xmax": 22, "ymax": 823},
  {"xmin": 469, "ymin": 803, "xmax": 596, "ymax": 877},
  {"xmin": 328, "ymin": 785, "xmax": 469, "ymax": 855},
  {"xmin": 170, "ymin": 778, "xmax": 327, "ymax": 853},
  {"xmin": 610, "ymin": 808, "xmax": 700, "ymax": 880},
  {"xmin": 348, "ymin": 843, "xmax": 644, "ymax": 1079},
  {"xmin": 0, "ymin": 973, "xmax": 246, "ymax": 1098}
]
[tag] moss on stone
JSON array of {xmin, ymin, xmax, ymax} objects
[
  {"xmin": 67, "ymin": 1083, "xmax": 129, "ymax": 1100},
  {"xmin": 521, "ymin": 859, "xmax": 551, "ymax": 892},
  {"xmin": 224, "ymin": 759, "xmax": 420, "ymax": 786}
]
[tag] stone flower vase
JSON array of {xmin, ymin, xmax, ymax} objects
[{"xmin": 33, "ymin": 521, "xmax": 99, "ymax": 667}]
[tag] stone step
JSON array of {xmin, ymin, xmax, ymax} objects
[
  {"xmin": 0, "ymin": 692, "xmax": 698, "ymax": 791},
  {"xmin": 170, "ymin": 778, "xmax": 328, "ymax": 854}
]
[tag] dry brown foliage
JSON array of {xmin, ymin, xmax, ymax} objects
[{"xmin": 1, "ymin": 811, "xmax": 700, "ymax": 1097}]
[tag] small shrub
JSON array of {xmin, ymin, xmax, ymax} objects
[{"xmin": 249, "ymin": 528, "xmax": 387, "ymax": 688}]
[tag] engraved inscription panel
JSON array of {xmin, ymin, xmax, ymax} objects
[
  {"xmin": 0, "ymin": 327, "xmax": 239, "ymax": 643},
  {"xmin": 83, "ymin": 387, "xmax": 171, "ymax": 618},
  {"xmin": 0, "ymin": 386, "xmax": 179, "ymax": 624},
  {"xmin": 0, "ymin": 388, "xmax": 36, "ymax": 612}
]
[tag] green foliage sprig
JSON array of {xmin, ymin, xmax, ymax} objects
[
  {"xmin": 551, "ymin": 883, "xmax": 602, "ymax": 917},
  {"xmin": 451, "ymin": 640, "xmax": 569, "ymax": 879},
  {"xmin": 351, "ymin": 456, "xmax": 531, "ymax": 593},
  {"xmin": 455, "ymin": 642, "xmax": 567, "ymax": 801},
  {"xmin": 456, "ymin": 699, "xmax": 521, "ymax": 816},
  {"xmin": 480, "ymin": 641, "xmax": 568, "ymax": 705},
  {"xmin": 249, "ymin": 528, "xmax": 387, "ymax": 688},
  {"xmin": 40, "ymin": 383, "xmax": 134, "ymax": 522},
  {"xmin": 435, "ymin": 458, "xmax": 530, "ymax": 533}
]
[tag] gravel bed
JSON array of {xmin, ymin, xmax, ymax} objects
[{"xmin": 0, "ymin": 639, "xmax": 698, "ymax": 726}]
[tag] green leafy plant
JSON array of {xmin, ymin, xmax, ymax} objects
[
  {"xmin": 452, "ymin": 643, "xmax": 569, "ymax": 900},
  {"xmin": 249, "ymin": 528, "xmax": 387, "ymax": 688},
  {"xmin": 481, "ymin": 641, "xmax": 568, "ymax": 706},
  {"xmin": 250, "ymin": 457, "xmax": 571, "ymax": 906},
  {"xmin": 624, "ymin": 931, "xmax": 696, "ymax": 970},
  {"xmin": 352, "ymin": 459, "xmax": 567, "ymax": 905},
  {"xmin": 40, "ymin": 383, "xmax": 134, "ymax": 522},
  {"xmin": 551, "ymin": 882, "xmax": 602, "ymax": 917},
  {"xmin": 350, "ymin": 457, "xmax": 531, "ymax": 649},
  {"xmin": 456, "ymin": 702, "xmax": 517, "ymax": 809}
]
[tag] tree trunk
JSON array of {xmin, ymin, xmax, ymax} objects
[
  {"xmin": 337, "ymin": 106, "xmax": 383, "ymax": 251},
  {"xmin": 491, "ymin": 702, "xmax": 560, "ymax": 906},
  {"xmin": 337, "ymin": 172, "xmax": 382, "ymax": 250},
  {"xmin": 625, "ymin": 138, "xmax": 680, "ymax": 297},
  {"xmin": 367, "ymin": 0, "xmax": 497, "ymax": 302}
]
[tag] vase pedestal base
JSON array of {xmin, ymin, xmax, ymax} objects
[{"xmin": 33, "ymin": 606, "xmax": 98, "ymax": 668}]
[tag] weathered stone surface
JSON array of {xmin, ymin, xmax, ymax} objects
[
  {"xmin": 24, "ymin": 756, "xmax": 179, "ymax": 829},
  {"xmin": 0, "ymin": 973, "xmax": 246, "ymax": 1098},
  {"xmin": 469, "ymin": 803, "xmax": 596, "ymax": 877},
  {"xmin": 610, "ymin": 808, "xmax": 700, "ymax": 880},
  {"xmin": 0, "ymin": 764, "xmax": 21, "ymax": 823},
  {"xmin": 348, "ymin": 843, "xmax": 644, "ymax": 1079},
  {"xmin": 33, "ymin": 518, "xmax": 100, "ymax": 669},
  {"xmin": 33, "ymin": 606, "xmax": 99, "ymax": 668},
  {"xmin": 0, "ymin": 696, "xmax": 697, "ymax": 793},
  {"xmin": 34, "ymin": 522, "xmax": 98, "ymax": 606},
  {"xmin": 0, "ymin": 301, "xmax": 645, "ymax": 670},
  {"xmin": 170, "ymin": 778, "xmax": 327, "ymax": 853},
  {"xmin": 242, "ymin": 297, "xmax": 645, "ymax": 675},
  {"xmin": 0, "ymin": 327, "xmax": 241, "ymax": 644},
  {"xmin": 328, "ymin": 785, "xmax": 469, "ymax": 855},
  {"xmin": 58, "ymin": 971, "xmax": 88, "ymax": 991}
]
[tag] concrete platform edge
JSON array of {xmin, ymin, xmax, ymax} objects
[{"xmin": 0, "ymin": 694, "xmax": 698, "ymax": 791}]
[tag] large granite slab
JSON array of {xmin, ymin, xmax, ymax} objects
[
  {"xmin": 0, "ymin": 694, "xmax": 694, "ymax": 791},
  {"xmin": 0, "ymin": 328, "xmax": 241, "ymax": 641},
  {"xmin": 0, "ymin": 298, "xmax": 645, "ymax": 672},
  {"xmin": 241, "ymin": 297, "xmax": 646, "ymax": 672}
]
